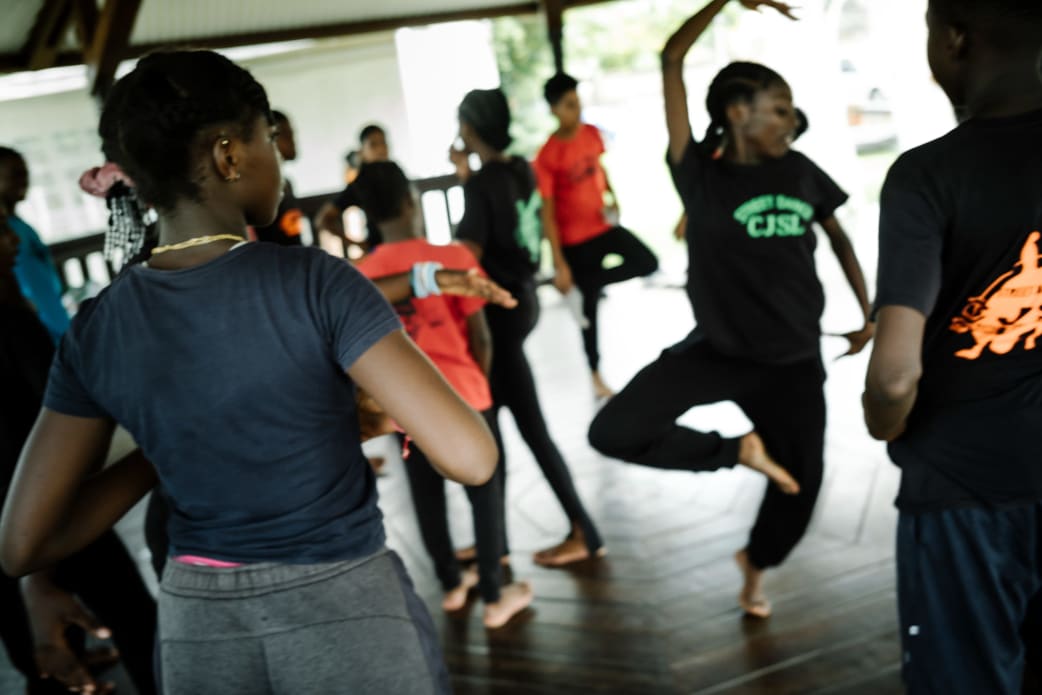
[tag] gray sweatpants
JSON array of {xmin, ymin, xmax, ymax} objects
[{"xmin": 157, "ymin": 548, "xmax": 451, "ymax": 694}]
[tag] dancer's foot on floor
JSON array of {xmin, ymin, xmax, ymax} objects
[
  {"xmin": 483, "ymin": 581, "xmax": 533, "ymax": 628},
  {"xmin": 735, "ymin": 549, "xmax": 771, "ymax": 618},
  {"xmin": 442, "ymin": 566, "xmax": 479, "ymax": 612},
  {"xmin": 592, "ymin": 371, "xmax": 614, "ymax": 400},
  {"xmin": 533, "ymin": 532, "xmax": 606, "ymax": 567},
  {"xmin": 737, "ymin": 432, "xmax": 799, "ymax": 494}
]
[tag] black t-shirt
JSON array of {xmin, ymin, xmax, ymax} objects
[
  {"xmin": 876, "ymin": 108, "xmax": 1042, "ymax": 512},
  {"xmin": 0, "ymin": 301, "xmax": 54, "ymax": 505},
  {"xmin": 253, "ymin": 180, "xmax": 304, "ymax": 246},
  {"xmin": 454, "ymin": 157, "xmax": 542, "ymax": 290},
  {"xmin": 669, "ymin": 140, "xmax": 848, "ymax": 363}
]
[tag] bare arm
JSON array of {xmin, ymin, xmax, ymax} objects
[
  {"xmin": 315, "ymin": 202, "xmax": 345, "ymax": 238},
  {"xmin": 370, "ymin": 268, "xmax": 516, "ymax": 308},
  {"xmin": 662, "ymin": 0, "xmax": 729, "ymax": 163},
  {"xmin": 0, "ymin": 415, "xmax": 157, "ymax": 576},
  {"xmin": 540, "ymin": 196, "xmax": 573, "ymax": 293},
  {"xmin": 863, "ymin": 306, "xmax": 926, "ymax": 441},
  {"xmin": 347, "ymin": 330, "xmax": 497, "ymax": 486},
  {"xmin": 466, "ymin": 310, "xmax": 493, "ymax": 376},
  {"xmin": 821, "ymin": 215, "xmax": 875, "ymax": 356}
]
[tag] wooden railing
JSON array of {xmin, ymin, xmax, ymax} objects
[{"xmin": 47, "ymin": 173, "xmax": 464, "ymax": 292}]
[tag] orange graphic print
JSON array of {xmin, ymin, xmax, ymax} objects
[{"xmin": 950, "ymin": 231, "xmax": 1042, "ymax": 360}]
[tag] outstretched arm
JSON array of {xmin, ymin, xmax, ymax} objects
[
  {"xmin": 863, "ymin": 306, "xmax": 925, "ymax": 441},
  {"xmin": 371, "ymin": 267, "xmax": 517, "ymax": 309},
  {"xmin": 821, "ymin": 216, "xmax": 875, "ymax": 356}
]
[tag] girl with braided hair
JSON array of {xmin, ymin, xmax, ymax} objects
[
  {"xmin": 589, "ymin": 0, "xmax": 874, "ymax": 618},
  {"xmin": 0, "ymin": 50, "xmax": 507, "ymax": 694}
]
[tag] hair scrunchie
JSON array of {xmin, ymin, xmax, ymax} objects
[{"xmin": 78, "ymin": 162, "xmax": 135, "ymax": 198}]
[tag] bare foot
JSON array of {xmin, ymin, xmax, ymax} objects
[
  {"xmin": 533, "ymin": 534, "xmax": 606, "ymax": 568},
  {"xmin": 441, "ymin": 566, "xmax": 479, "ymax": 612},
  {"xmin": 483, "ymin": 581, "xmax": 534, "ymax": 628},
  {"xmin": 737, "ymin": 432, "xmax": 800, "ymax": 495},
  {"xmin": 735, "ymin": 549, "xmax": 771, "ymax": 619},
  {"xmin": 592, "ymin": 371, "xmax": 615, "ymax": 400}
]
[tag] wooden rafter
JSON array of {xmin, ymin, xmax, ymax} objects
[
  {"xmin": 84, "ymin": 0, "xmax": 142, "ymax": 99},
  {"xmin": 23, "ymin": 0, "xmax": 76, "ymax": 71},
  {"xmin": 542, "ymin": 0, "xmax": 565, "ymax": 73},
  {"xmin": 73, "ymin": 0, "xmax": 101, "ymax": 49}
]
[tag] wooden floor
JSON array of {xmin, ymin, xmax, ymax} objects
[{"xmin": 0, "ymin": 272, "xmax": 904, "ymax": 694}]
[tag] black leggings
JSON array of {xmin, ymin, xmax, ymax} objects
[
  {"xmin": 0, "ymin": 531, "xmax": 157, "ymax": 695},
  {"xmin": 562, "ymin": 226, "xmax": 658, "ymax": 372},
  {"xmin": 588, "ymin": 340, "xmax": 825, "ymax": 569},
  {"xmin": 485, "ymin": 281, "xmax": 603, "ymax": 552},
  {"xmin": 403, "ymin": 411, "xmax": 506, "ymax": 603}
]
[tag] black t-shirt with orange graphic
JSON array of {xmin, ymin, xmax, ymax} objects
[
  {"xmin": 876, "ymin": 108, "xmax": 1042, "ymax": 511},
  {"xmin": 254, "ymin": 180, "xmax": 304, "ymax": 247},
  {"xmin": 668, "ymin": 140, "xmax": 848, "ymax": 364}
]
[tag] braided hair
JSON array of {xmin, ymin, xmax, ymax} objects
[
  {"xmin": 700, "ymin": 61, "xmax": 787, "ymax": 159},
  {"xmin": 98, "ymin": 50, "xmax": 272, "ymax": 266}
]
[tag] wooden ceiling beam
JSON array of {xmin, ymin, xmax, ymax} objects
[
  {"xmin": 23, "ymin": 0, "xmax": 76, "ymax": 71},
  {"xmin": 84, "ymin": 0, "xmax": 142, "ymax": 100}
]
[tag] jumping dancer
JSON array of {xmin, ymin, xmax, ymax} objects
[{"xmin": 589, "ymin": 0, "xmax": 874, "ymax": 618}]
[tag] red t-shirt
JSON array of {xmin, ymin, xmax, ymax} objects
[
  {"xmin": 534, "ymin": 123, "xmax": 612, "ymax": 247},
  {"xmin": 356, "ymin": 239, "xmax": 492, "ymax": 411}
]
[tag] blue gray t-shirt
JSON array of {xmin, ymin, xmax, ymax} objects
[{"xmin": 44, "ymin": 243, "xmax": 402, "ymax": 564}]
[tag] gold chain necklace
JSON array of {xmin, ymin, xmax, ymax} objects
[{"xmin": 151, "ymin": 234, "xmax": 246, "ymax": 256}]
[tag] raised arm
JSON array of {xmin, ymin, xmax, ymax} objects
[
  {"xmin": 348, "ymin": 330, "xmax": 497, "ymax": 486},
  {"xmin": 662, "ymin": 0, "xmax": 729, "ymax": 163},
  {"xmin": 0, "ymin": 415, "xmax": 157, "ymax": 576},
  {"xmin": 663, "ymin": 0, "xmax": 797, "ymax": 164}
]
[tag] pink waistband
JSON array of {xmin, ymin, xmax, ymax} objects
[{"xmin": 173, "ymin": 555, "xmax": 244, "ymax": 568}]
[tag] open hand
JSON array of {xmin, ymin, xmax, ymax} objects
[
  {"xmin": 829, "ymin": 323, "xmax": 875, "ymax": 359},
  {"xmin": 435, "ymin": 268, "xmax": 517, "ymax": 308},
  {"xmin": 737, "ymin": 0, "xmax": 799, "ymax": 20},
  {"xmin": 22, "ymin": 575, "xmax": 115, "ymax": 694}
]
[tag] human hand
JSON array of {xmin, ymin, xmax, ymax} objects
[
  {"xmin": 673, "ymin": 214, "xmax": 687, "ymax": 241},
  {"xmin": 829, "ymin": 322, "xmax": 875, "ymax": 360},
  {"xmin": 448, "ymin": 146, "xmax": 467, "ymax": 166},
  {"xmin": 357, "ymin": 388, "xmax": 394, "ymax": 441},
  {"xmin": 22, "ymin": 574, "xmax": 115, "ymax": 694},
  {"xmin": 737, "ymin": 0, "xmax": 799, "ymax": 20},
  {"xmin": 434, "ymin": 268, "xmax": 518, "ymax": 308},
  {"xmin": 552, "ymin": 260, "xmax": 574, "ymax": 294}
]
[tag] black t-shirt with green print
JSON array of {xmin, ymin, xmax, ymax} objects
[
  {"xmin": 668, "ymin": 139, "xmax": 848, "ymax": 364},
  {"xmin": 455, "ymin": 156, "xmax": 542, "ymax": 292}
]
